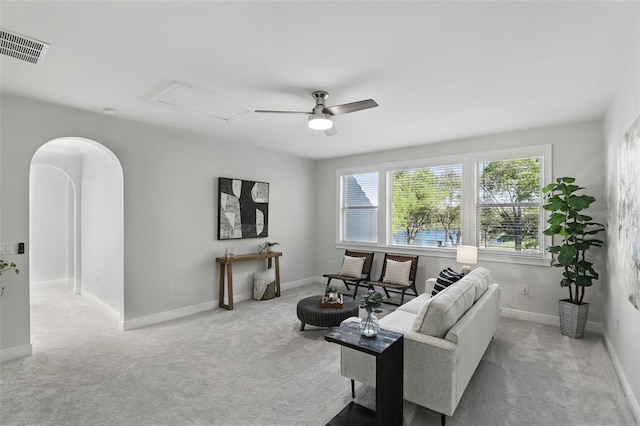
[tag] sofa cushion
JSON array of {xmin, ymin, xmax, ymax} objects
[
  {"xmin": 383, "ymin": 259, "xmax": 412, "ymax": 286},
  {"xmin": 464, "ymin": 266, "xmax": 492, "ymax": 302},
  {"xmin": 432, "ymin": 268, "xmax": 464, "ymax": 296},
  {"xmin": 413, "ymin": 279, "xmax": 475, "ymax": 337},
  {"xmin": 397, "ymin": 292, "xmax": 432, "ymax": 315},
  {"xmin": 339, "ymin": 255, "xmax": 365, "ymax": 278},
  {"xmin": 379, "ymin": 309, "xmax": 416, "ymax": 332}
]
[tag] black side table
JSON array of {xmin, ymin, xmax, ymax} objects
[{"xmin": 324, "ymin": 322, "xmax": 404, "ymax": 426}]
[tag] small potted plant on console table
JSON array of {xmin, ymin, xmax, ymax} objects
[{"xmin": 258, "ymin": 241, "xmax": 279, "ymax": 254}]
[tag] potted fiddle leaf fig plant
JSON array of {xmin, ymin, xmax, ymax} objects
[
  {"xmin": 0, "ymin": 259, "xmax": 20, "ymax": 297},
  {"xmin": 543, "ymin": 177, "xmax": 605, "ymax": 338}
]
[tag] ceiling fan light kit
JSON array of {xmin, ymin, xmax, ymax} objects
[
  {"xmin": 255, "ymin": 90, "xmax": 378, "ymax": 136},
  {"xmin": 308, "ymin": 114, "xmax": 333, "ymax": 130}
]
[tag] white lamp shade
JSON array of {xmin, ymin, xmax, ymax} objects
[
  {"xmin": 457, "ymin": 245, "xmax": 478, "ymax": 274},
  {"xmin": 456, "ymin": 245, "xmax": 478, "ymax": 264},
  {"xmin": 308, "ymin": 114, "xmax": 333, "ymax": 130}
]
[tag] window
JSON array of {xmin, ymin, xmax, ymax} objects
[
  {"xmin": 341, "ymin": 172, "xmax": 378, "ymax": 243},
  {"xmin": 477, "ymin": 156, "xmax": 544, "ymax": 255},
  {"xmin": 336, "ymin": 145, "xmax": 550, "ymax": 262},
  {"xmin": 390, "ymin": 164, "xmax": 462, "ymax": 248}
]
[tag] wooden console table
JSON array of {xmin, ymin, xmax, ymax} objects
[{"xmin": 215, "ymin": 251, "xmax": 282, "ymax": 310}]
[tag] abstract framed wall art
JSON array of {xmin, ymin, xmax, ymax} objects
[
  {"xmin": 618, "ymin": 114, "xmax": 640, "ymax": 310},
  {"xmin": 218, "ymin": 177, "xmax": 269, "ymax": 240}
]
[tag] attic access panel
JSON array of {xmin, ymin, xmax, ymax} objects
[{"xmin": 149, "ymin": 82, "xmax": 252, "ymax": 123}]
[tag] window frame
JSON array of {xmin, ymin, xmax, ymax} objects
[
  {"xmin": 335, "ymin": 144, "xmax": 552, "ymax": 266},
  {"xmin": 472, "ymin": 145, "xmax": 552, "ymax": 262},
  {"xmin": 336, "ymin": 166, "xmax": 381, "ymax": 247},
  {"xmin": 384, "ymin": 157, "xmax": 464, "ymax": 251}
]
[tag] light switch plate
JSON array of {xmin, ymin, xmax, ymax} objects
[{"xmin": 0, "ymin": 242, "xmax": 15, "ymax": 254}]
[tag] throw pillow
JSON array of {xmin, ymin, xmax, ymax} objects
[
  {"xmin": 254, "ymin": 268, "xmax": 276, "ymax": 283},
  {"xmin": 253, "ymin": 279, "xmax": 270, "ymax": 300},
  {"xmin": 339, "ymin": 256, "xmax": 365, "ymax": 278},
  {"xmin": 383, "ymin": 259, "xmax": 412, "ymax": 286},
  {"xmin": 432, "ymin": 268, "xmax": 464, "ymax": 296}
]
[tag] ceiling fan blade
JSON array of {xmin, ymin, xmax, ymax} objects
[
  {"xmin": 324, "ymin": 125, "xmax": 338, "ymax": 137},
  {"xmin": 254, "ymin": 109, "xmax": 310, "ymax": 115},
  {"xmin": 323, "ymin": 99, "xmax": 378, "ymax": 116}
]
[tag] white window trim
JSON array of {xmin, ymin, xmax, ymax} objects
[
  {"xmin": 335, "ymin": 165, "xmax": 381, "ymax": 245},
  {"xmin": 471, "ymin": 144, "xmax": 552, "ymax": 261},
  {"xmin": 335, "ymin": 144, "xmax": 552, "ymax": 267}
]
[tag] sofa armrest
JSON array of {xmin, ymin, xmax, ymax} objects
[{"xmin": 425, "ymin": 278, "xmax": 436, "ymax": 294}]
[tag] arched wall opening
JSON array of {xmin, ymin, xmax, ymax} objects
[{"xmin": 29, "ymin": 137, "xmax": 124, "ymax": 323}]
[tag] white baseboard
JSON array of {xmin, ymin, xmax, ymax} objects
[
  {"xmin": 0, "ymin": 344, "xmax": 33, "ymax": 363},
  {"xmin": 123, "ymin": 299, "xmax": 217, "ymax": 331},
  {"xmin": 500, "ymin": 307, "xmax": 603, "ymax": 334},
  {"xmin": 80, "ymin": 288, "xmax": 125, "ymax": 330},
  {"xmin": 122, "ymin": 278, "xmax": 318, "ymax": 331},
  {"xmin": 81, "ymin": 288, "xmax": 121, "ymax": 318},
  {"xmin": 31, "ymin": 278, "xmax": 70, "ymax": 287},
  {"xmin": 289, "ymin": 276, "xmax": 323, "ymax": 288},
  {"xmin": 603, "ymin": 331, "xmax": 640, "ymax": 424}
]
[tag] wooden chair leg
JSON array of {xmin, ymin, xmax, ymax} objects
[
  {"xmin": 341, "ymin": 279, "xmax": 351, "ymax": 291},
  {"xmin": 400, "ymin": 289, "xmax": 406, "ymax": 305},
  {"xmin": 382, "ymin": 287, "xmax": 391, "ymax": 298},
  {"xmin": 441, "ymin": 413, "xmax": 446, "ymax": 426},
  {"xmin": 353, "ymin": 282, "xmax": 363, "ymax": 299},
  {"xmin": 351, "ymin": 379, "xmax": 355, "ymax": 398}
]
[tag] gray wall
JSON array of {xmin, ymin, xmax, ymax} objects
[
  {"xmin": 0, "ymin": 94, "xmax": 316, "ymax": 355},
  {"xmin": 315, "ymin": 120, "xmax": 607, "ymax": 324}
]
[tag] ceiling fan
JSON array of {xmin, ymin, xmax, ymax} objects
[{"xmin": 254, "ymin": 91, "xmax": 378, "ymax": 136}]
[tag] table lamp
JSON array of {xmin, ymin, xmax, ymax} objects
[{"xmin": 456, "ymin": 245, "xmax": 478, "ymax": 275}]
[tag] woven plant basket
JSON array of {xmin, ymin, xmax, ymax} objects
[
  {"xmin": 261, "ymin": 282, "xmax": 276, "ymax": 300},
  {"xmin": 559, "ymin": 299, "xmax": 589, "ymax": 339}
]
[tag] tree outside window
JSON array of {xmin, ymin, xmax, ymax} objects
[
  {"xmin": 478, "ymin": 157, "xmax": 542, "ymax": 252},
  {"xmin": 391, "ymin": 165, "xmax": 462, "ymax": 248}
]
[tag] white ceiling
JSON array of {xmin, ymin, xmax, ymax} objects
[{"xmin": 1, "ymin": 1, "xmax": 638, "ymax": 160}]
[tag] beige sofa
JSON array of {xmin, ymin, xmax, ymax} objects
[{"xmin": 340, "ymin": 267, "xmax": 500, "ymax": 424}]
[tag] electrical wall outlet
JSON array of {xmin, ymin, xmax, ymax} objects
[
  {"xmin": 521, "ymin": 285, "xmax": 528, "ymax": 296},
  {"xmin": 167, "ymin": 283, "xmax": 175, "ymax": 294}
]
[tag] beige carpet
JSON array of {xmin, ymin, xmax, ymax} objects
[{"xmin": 0, "ymin": 280, "xmax": 636, "ymax": 425}]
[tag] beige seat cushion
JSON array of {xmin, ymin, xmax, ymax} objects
[
  {"xmin": 412, "ymin": 279, "xmax": 475, "ymax": 337},
  {"xmin": 397, "ymin": 293, "xmax": 432, "ymax": 315},
  {"xmin": 379, "ymin": 309, "xmax": 416, "ymax": 332}
]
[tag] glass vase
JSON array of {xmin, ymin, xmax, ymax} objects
[{"xmin": 360, "ymin": 312, "xmax": 380, "ymax": 337}]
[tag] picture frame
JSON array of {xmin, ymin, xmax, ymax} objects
[{"xmin": 218, "ymin": 177, "xmax": 269, "ymax": 240}]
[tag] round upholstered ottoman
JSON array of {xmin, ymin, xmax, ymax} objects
[{"xmin": 296, "ymin": 295, "xmax": 359, "ymax": 332}]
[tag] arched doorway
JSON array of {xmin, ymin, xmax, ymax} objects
[{"xmin": 29, "ymin": 137, "xmax": 124, "ymax": 328}]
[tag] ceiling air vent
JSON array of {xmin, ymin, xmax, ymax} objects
[{"xmin": 0, "ymin": 29, "xmax": 49, "ymax": 65}]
